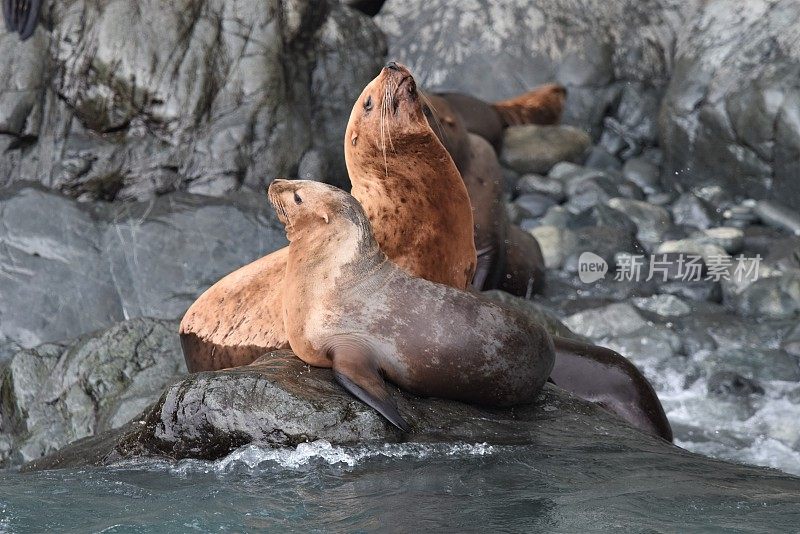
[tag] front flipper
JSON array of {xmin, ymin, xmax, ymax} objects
[
  {"xmin": 331, "ymin": 346, "xmax": 409, "ymax": 432},
  {"xmin": 3, "ymin": 0, "xmax": 42, "ymax": 40},
  {"xmin": 18, "ymin": 0, "xmax": 42, "ymax": 40},
  {"xmin": 472, "ymin": 244, "xmax": 496, "ymax": 290}
]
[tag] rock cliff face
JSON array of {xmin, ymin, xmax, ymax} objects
[
  {"xmin": 0, "ymin": 0, "xmax": 385, "ymax": 199},
  {"xmin": 660, "ymin": 0, "xmax": 800, "ymax": 206},
  {"xmin": 0, "ymin": 184, "xmax": 286, "ymax": 349},
  {"xmin": 378, "ymin": 0, "xmax": 800, "ymax": 205}
]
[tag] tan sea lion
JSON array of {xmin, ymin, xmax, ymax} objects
[
  {"xmin": 269, "ymin": 178, "xmax": 555, "ymax": 430},
  {"xmin": 180, "ymin": 62, "xmax": 475, "ymax": 372},
  {"xmin": 423, "ymin": 92, "xmax": 544, "ymax": 296}
]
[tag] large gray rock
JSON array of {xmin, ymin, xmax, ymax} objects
[
  {"xmin": 0, "ymin": 318, "xmax": 186, "ymax": 467},
  {"xmin": 660, "ymin": 0, "xmax": 800, "ymax": 206},
  {"xmin": 23, "ymin": 350, "xmax": 672, "ymax": 470},
  {"xmin": 377, "ymin": 0, "xmax": 695, "ymax": 153},
  {"xmin": 501, "ymin": 125, "xmax": 591, "ymax": 174},
  {"xmin": 0, "ymin": 184, "xmax": 286, "ymax": 349},
  {"xmin": 0, "ymin": 0, "xmax": 384, "ymax": 199}
]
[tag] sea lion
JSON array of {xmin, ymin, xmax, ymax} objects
[
  {"xmin": 423, "ymin": 92, "xmax": 545, "ymax": 296},
  {"xmin": 436, "ymin": 83, "xmax": 567, "ymax": 150},
  {"xmin": 269, "ymin": 178, "xmax": 555, "ymax": 430},
  {"xmin": 3, "ymin": 0, "xmax": 42, "ymax": 40},
  {"xmin": 180, "ymin": 61, "xmax": 476, "ymax": 372},
  {"xmin": 551, "ymin": 338, "xmax": 673, "ymax": 441}
]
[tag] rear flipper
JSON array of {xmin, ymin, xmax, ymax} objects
[
  {"xmin": 3, "ymin": 0, "xmax": 42, "ymax": 40},
  {"xmin": 332, "ymin": 347, "xmax": 410, "ymax": 432}
]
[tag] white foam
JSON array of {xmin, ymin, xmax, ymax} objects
[{"xmin": 160, "ymin": 441, "xmax": 495, "ymax": 475}]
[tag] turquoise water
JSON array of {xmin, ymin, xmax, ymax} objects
[{"xmin": 1, "ymin": 441, "xmax": 799, "ymax": 533}]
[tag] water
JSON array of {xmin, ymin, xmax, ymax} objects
[
  {"xmin": 1, "ymin": 441, "xmax": 799, "ymax": 533},
  {"xmin": 614, "ymin": 342, "xmax": 800, "ymax": 476}
]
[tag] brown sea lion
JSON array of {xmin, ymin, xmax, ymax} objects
[
  {"xmin": 422, "ymin": 92, "xmax": 544, "ymax": 296},
  {"xmin": 436, "ymin": 83, "xmax": 567, "ymax": 150},
  {"xmin": 269, "ymin": 178, "xmax": 555, "ymax": 430},
  {"xmin": 551, "ymin": 338, "xmax": 673, "ymax": 441},
  {"xmin": 180, "ymin": 62, "xmax": 475, "ymax": 372}
]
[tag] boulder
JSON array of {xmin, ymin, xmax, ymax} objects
[
  {"xmin": 0, "ymin": 318, "xmax": 186, "ymax": 467},
  {"xmin": 0, "ymin": 184, "xmax": 286, "ymax": 349},
  {"xmin": 23, "ymin": 351, "xmax": 673, "ymax": 471},
  {"xmin": 501, "ymin": 125, "xmax": 591, "ymax": 174}
]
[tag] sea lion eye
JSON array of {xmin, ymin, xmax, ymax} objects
[
  {"xmin": 294, "ymin": 192, "xmax": 303, "ymax": 205},
  {"xmin": 364, "ymin": 95, "xmax": 373, "ymax": 111}
]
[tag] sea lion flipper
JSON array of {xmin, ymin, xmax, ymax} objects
[
  {"xmin": 18, "ymin": 0, "xmax": 42, "ymax": 40},
  {"xmin": 332, "ymin": 349, "xmax": 410, "ymax": 432},
  {"xmin": 2, "ymin": 0, "xmax": 14, "ymax": 32},
  {"xmin": 472, "ymin": 244, "xmax": 496, "ymax": 290}
]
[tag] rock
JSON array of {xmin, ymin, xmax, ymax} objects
[
  {"xmin": 659, "ymin": 279, "xmax": 722, "ymax": 303},
  {"xmin": 607, "ymin": 197, "xmax": 672, "ymax": 249},
  {"xmin": 563, "ymin": 303, "xmax": 648, "ymax": 340},
  {"xmin": 515, "ymin": 174, "xmax": 565, "ymax": 202},
  {"xmin": 538, "ymin": 206, "xmax": 576, "ymax": 229},
  {"xmin": 724, "ymin": 205, "xmax": 760, "ymax": 229},
  {"xmin": 513, "ymin": 193, "xmax": 557, "ymax": 220},
  {"xmin": 632, "ymin": 294, "xmax": 692, "ymax": 317},
  {"xmin": 527, "ymin": 225, "xmax": 579, "ymax": 270},
  {"xmin": 622, "ymin": 157, "xmax": 661, "ymax": 194},
  {"xmin": 729, "ymin": 271, "xmax": 800, "ymax": 319},
  {"xmin": 548, "ymin": 162, "xmax": 585, "ymax": 181},
  {"xmin": 697, "ymin": 348, "xmax": 800, "ymax": 383},
  {"xmin": 377, "ymin": 0, "xmax": 689, "ymax": 141},
  {"xmin": 656, "ymin": 239, "xmax": 729, "ymax": 265},
  {"xmin": 755, "ymin": 201, "xmax": 800, "ymax": 236},
  {"xmin": 647, "ymin": 192, "xmax": 677, "ymax": 206},
  {"xmin": 501, "ymin": 125, "xmax": 591, "ymax": 174},
  {"xmin": 660, "ymin": 0, "xmax": 800, "ymax": 207},
  {"xmin": 23, "ymin": 351, "xmax": 672, "ymax": 471},
  {"xmin": 0, "ymin": 0, "xmax": 385, "ymax": 199},
  {"xmin": 569, "ymin": 205, "xmax": 638, "ymax": 236},
  {"xmin": 0, "ymin": 318, "xmax": 185, "ymax": 467},
  {"xmin": 606, "ymin": 325, "xmax": 683, "ymax": 363},
  {"xmin": 583, "ymin": 146, "xmax": 622, "ymax": 171},
  {"xmin": 707, "ymin": 371, "xmax": 765, "ymax": 398},
  {"xmin": 782, "ymin": 322, "xmax": 800, "ymax": 357},
  {"xmin": 0, "ymin": 184, "xmax": 286, "ymax": 349},
  {"xmin": 296, "ymin": 150, "xmax": 328, "ymax": 181},
  {"xmin": 563, "ymin": 226, "xmax": 642, "ymax": 274},
  {"xmin": 671, "ymin": 193, "xmax": 717, "ymax": 230},
  {"xmin": 692, "ymin": 227, "xmax": 745, "ymax": 254},
  {"xmin": 564, "ymin": 174, "xmax": 643, "ymax": 214}
]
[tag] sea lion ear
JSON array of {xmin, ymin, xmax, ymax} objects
[{"xmin": 316, "ymin": 209, "xmax": 329, "ymax": 224}]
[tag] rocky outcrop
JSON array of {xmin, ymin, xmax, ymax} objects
[
  {"xmin": 0, "ymin": 0, "xmax": 385, "ymax": 199},
  {"xmin": 0, "ymin": 184, "xmax": 286, "ymax": 349},
  {"xmin": 0, "ymin": 318, "xmax": 186, "ymax": 467},
  {"xmin": 24, "ymin": 350, "xmax": 672, "ymax": 470},
  {"xmin": 660, "ymin": 0, "xmax": 800, "ymax": 206}
]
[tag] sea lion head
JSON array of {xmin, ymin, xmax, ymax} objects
[
  {"xmin": 345, "ymin": 61, "xmax": 429, "ymax": 157},
  {"xmin": 268, "ymin": 179, "xmax": 371, "ymax": 242},
  {"xmin": 420, "ymin": 92, "xmax": 470, "ymax": 170}
]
